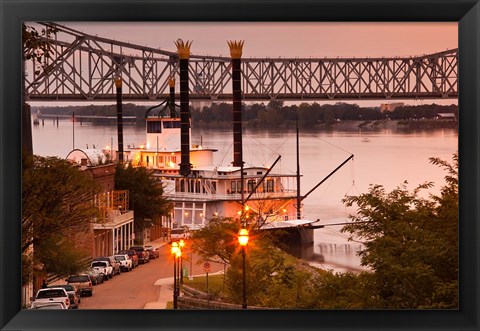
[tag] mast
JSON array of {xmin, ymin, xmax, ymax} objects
[
  {"xmin": 296, "ymin": 112, "xmax": 301, "ymax": 219},
  {"xmin": 176, "ymin": 40, "xmax": 192, "ymax": 177},
  {"xmin": 228, "ymin": 40, "xmax": 244, "ymax": 168},
  {"xmin": 115, "ymin": 78, "xmax": 124, "ymax": 164}
]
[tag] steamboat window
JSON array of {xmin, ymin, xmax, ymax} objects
[
  {"xmin": 247, "ymin": 180, "xmax": 256, "ymax": 193},
  {"xmin": 195, "ymin": 180, "xmax": 200, "ymax": 193},
  {"xmin": 147, "ymin": 121, "xmax": 162, "ymax": 133},
  {"xmin": 171, "ymin": 156, "xmax": 177, "ymax": 163},
  {"xmin": 231, "ymin": 181, "xmax": 236, "ymax": 193},
  {"xmin": 211, "ymin": 182, "xmax": 217, "ymax": 194},
  {"xmin": 163, "ymin": 121, "xmax": 181, "ymax": 129},
  {"xmin": 266, "ymin": 179, "xmax": 274, "ymax": 192}
]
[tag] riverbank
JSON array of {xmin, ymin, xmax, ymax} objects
[
  {"xmin": 330, "ymin": 119, "xmax": 457, "ymax": 131},
  {"xmin": 192, "ymin": 119, "xmax": 458, "ymax": 132}
]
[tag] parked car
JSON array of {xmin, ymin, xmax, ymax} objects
[
  {"xmin": 118, "ymin": 249, "xmax": 139, "ymax": 268},
  {"xmin": 129, "ymin": 246, "xmax": 150, "ymax": 264},
  {"xmin": 93, "ymin": 256, "xmax": 121, "ymax": 275},
  {"xmin": 91, "ymin": 260, "xmax": 113, "ymax": 279},
  {"xmin": 49, "ymin": 284, "xmax": 81, "ymax": 309},
  {"xmin": 145, "ymin": 245, "xmax": 159, "ymax": 259},
  {"xmin": 32, "ymin": 302, "xmax": 67, "ymax": 309},
  {"xmin": 31, "ymin": 288, "xmax": 70, "ymax": 309},
  {"xmin": 114, "ymin": 254, "xmax": 133, "ymax": 272},
  {"xmin": 171, "ymin": 227, "xmax": 189, "ymax": 241},
  {"xmin": 85, "ymin": 268, "xmax": 105, "ymax": 285},
  {"xmin": 66, "ymin": 274, "xmax": 93, "ymax": 297}
]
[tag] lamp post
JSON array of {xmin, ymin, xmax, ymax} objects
[
  {"xmin": 171, "ymin": 241, "xmax": 181, "ymax": 309},
  {"xmin": 179, "ymin": 239, "xmax": 185, "ymax": 284},
  {"xmin": 238, "ymin": 228, "xmax": 249, "ymax": 309}
]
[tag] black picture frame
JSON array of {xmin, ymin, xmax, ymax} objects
[{"xmin": 1, "ymin": 0, "xmax": 478, "ymax": 330}]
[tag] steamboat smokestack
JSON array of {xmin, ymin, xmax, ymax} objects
[
  {"xmin": 228, "ymin": 40, "xmax": 244, "ymax": 167},
  {"xmin": 169, "ymin": 78, "xmax": 176, "ymax": 118},
  {"xmin": 115, "ymin": 78, "xmax": 124, "ymax": 163},
  {"xmin": 176, "ymin": 40, "xmax": 192, "ymax": 177}
]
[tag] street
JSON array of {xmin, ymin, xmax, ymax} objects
[{"xmin": 77, "ymin": 241, "xmax": 225, "ymax": 309}]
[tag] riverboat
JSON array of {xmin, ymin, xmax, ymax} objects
[{"xmin": 113, "ymin": 112, "xmax": 309, "ymax": 234}]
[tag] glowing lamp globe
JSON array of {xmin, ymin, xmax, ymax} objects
[
  {"xmin": 238, "ymin": 228, "xmax": 249, "ymax": 247},
  {"xmin": 171, "ymin": 242, "xmax": 179, "ymax": 255}
]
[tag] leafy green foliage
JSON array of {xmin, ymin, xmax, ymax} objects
[
  {"xmin": 191, "ymin": 217, "xmax": 241, "ymax": 265},
  {"xmin": 114, "ymin": 163, "xmax": 172, "ymax": 231},
  {"xmin": 22, "ymin": 24, "xmax": 58, "ymax": 74},
  {"xmin": 339, "ymin": 154, "xmax": 458, "ymax": 308},
  {"xmin": 35, "ymin": 235, "xmax": 90, "ymax": 278},
  {"xmin": 22, "ymin": 155, "xmax": 101, "ymax": 278}
]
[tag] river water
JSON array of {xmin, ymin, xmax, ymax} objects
[{"xmin": 31, "ymin": 118, "xmax": 458, "ymax": 273}]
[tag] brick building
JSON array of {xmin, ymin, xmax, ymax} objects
[{"xmin": 66, "ymin": 148, "xmax": 135, "ymax": 258}]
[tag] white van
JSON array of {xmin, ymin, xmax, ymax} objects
[{"xmin": 171, "ymin": 227, "xmax": 189, "ymax": 240}]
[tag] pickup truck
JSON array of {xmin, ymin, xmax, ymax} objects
[
  {"xmin": 31, "ymin": 288, "xmax": 70, "ymax": 309},
  {"xmin": 66, "ymin": 274, "xmax": 93, "ymax": 297},
  {"xmin": 93, "ymin": 256, "xmax": 121, "ymax": 275},
  {"xmin": 129, "ymin": 246, "xmax": 150, "ymax": 264},
  {"xmin": 91, "ymin": 260, "xmax": 113, "ymax": 279},
  {"xmin": 114, "ymin": 254, "xmax": 133, "ymax": 272}
]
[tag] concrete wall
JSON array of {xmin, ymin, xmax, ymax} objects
[{"xmin": 178, "ymin": 285, "xmax": 268, "ymax": 310}]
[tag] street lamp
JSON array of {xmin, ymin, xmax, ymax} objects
[
  {"xmin": 171, "ymin": 241, "xmax": 182, "ymax": 309},
  {"xmin": 238, "ymin": 228, "xmax": 249, "ymax": 309},
  {"xmin": 179, "ymin": 239, "xmax": 185, "ymax": 285}
]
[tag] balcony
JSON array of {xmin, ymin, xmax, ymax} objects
[
  {"xmin": 164, "ymin": 190, "xmax": 298, "ymax": 202},
  {"xmin": 93, "ymin": 210, "xmax": 134, "ymax": 229}
]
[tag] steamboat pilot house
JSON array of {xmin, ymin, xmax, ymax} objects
[{"xmin": 119, "ymin": 114, "xmax": 300, "ymax": 230}]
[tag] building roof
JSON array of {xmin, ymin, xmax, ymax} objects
[{"xmin": 66, "ymin": 148, "xmax": 107, "ymax": 166}]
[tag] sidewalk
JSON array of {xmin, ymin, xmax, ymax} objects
[
  {"xmin": 144, "ymin": 237, "xmax": 172, "ymax": 309},
  {"xmin": 144, "ymin": 237, "xmax": 223, "ymax": 309}
]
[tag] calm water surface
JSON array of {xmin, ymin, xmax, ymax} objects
[{"xmin": 32, "ymin": 118, "xmax": 458, "ymax": 272}]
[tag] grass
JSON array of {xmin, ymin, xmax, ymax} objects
[{"xmin": 183, "ymin": 274, "xmax": 226, "ymax": 299}]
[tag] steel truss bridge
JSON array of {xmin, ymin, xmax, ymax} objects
[{"xmin": 25, "ymin": 23, "xmax": 458, "ymax": 102}]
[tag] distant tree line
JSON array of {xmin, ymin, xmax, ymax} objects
[
  {"xmin": 192, "ymin": 101, "xmax": 458, "ymax": 130},
  {"xmin": 33, "ymin": 101, "xmax": 458, "ymax": 130},
  {"xmin": 33, "ymin": 103, "xmax": 148, "ymax": 125}
]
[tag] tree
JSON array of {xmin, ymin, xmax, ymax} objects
[
  {"xmin": 22, "ymin": 23, "xmax": 58, "ymax": 75},
  {"xmin": 114, "ymin": 163, "xmax": 172, "ymax": 232},
  {"xmin": 191, "ymin": 216, "xmax": 241, "ymax": 265},
  {"xmin": 22, "ymin": 24, "xmax": 58, "ymax": 157},
  {"xmin": 340, "ymin": 154, "xmax": 458, "ymax": 308},
  {"xmin": 22, "ymin": 155, "xmax": 102, "ymax": 282}
]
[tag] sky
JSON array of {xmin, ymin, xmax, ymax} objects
[
  {"xmin": 62, "ymin": 22, "xmax": 458, "ymax": 58},
  {"xmin": 34, "ymin": 22, "xmax": 458, "ymax": 107}
]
